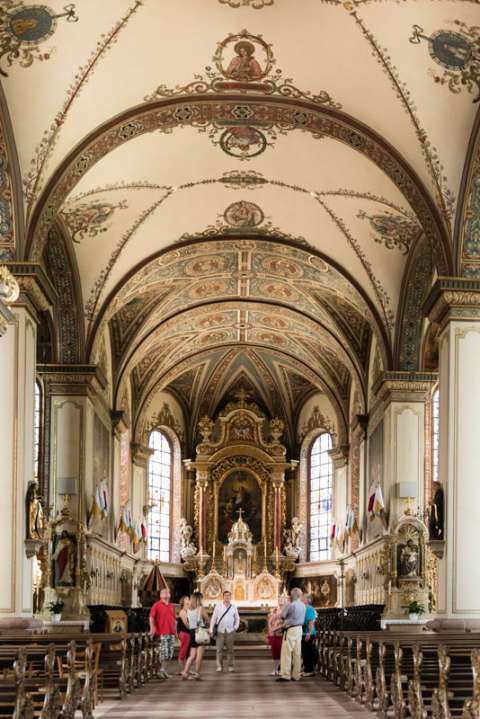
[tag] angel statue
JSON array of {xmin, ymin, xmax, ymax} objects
[
  {"xmin": 283, "ymin": 517, "xmax": 304, "ymax": 559},
  {"xmin": 178, "ymin": 518, "xmax": 197, "ymax": 561}
]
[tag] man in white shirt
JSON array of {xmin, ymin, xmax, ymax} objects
[{"xmin": 209, "ymin": 590, "xmax": 240, "ymax": 672}]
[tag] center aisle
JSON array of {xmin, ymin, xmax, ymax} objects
[{"xmin": 95, "ymin": 657, "xmax": 371, "ymax": 719}]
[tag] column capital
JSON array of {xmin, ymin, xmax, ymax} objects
[
  {"xmin": 424, "ymin": 277, "xmax": 480, "ymax": 330},
  {"xmin": 4, "ymin": 262, "xmax": 55, "ymax": 317},
  {"xmin": 131, "ymin": 443, "xmax": 154, "ymax": 468},
  {"xmin": 373, "ymin": 371, "xmax": 438, "ymax": 403},
  {"xmin": 0, "ymin": 265, "xmax": 20, "ymax": 305},
  {"xmin": 111, "ymin": 410, "xmax": 129, "ymax": 437}
]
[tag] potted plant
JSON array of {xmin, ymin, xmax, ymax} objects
[
  {"xmin": 47, "ymin": 600, "xmax": 64, "ymax": 623},
  {"xmin": 407, "ymin": 600, "xmax": 425, "ymax": 622}
]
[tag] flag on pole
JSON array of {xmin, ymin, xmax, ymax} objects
[
  {"xmin": 140, "ymin": 515, "xmax": 148, "ymax": 542},
  {"xmin": 373, "ymin": 484, "xmax": 385, "ymax": 515},
  {"xmin": 100, "ymin": 479, "xmax": 109, "ymax": 518},
  {"xmin": 367, "ymin": 489, "xmax": 375, "ymax": 514},
  {"xmin": 330, "ymin": 523, "xmax": 336, "ymax": 542}
]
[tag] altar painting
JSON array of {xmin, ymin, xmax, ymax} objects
[{"xmin": 218, "ymin": 471, "xmax": 262, "ymax": 543}]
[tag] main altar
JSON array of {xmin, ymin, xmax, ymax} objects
[{"xmin": 181, "ymin": 391, "xmax": 301, "ymax": 607}]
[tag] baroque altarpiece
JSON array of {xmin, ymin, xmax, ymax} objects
[{"xmin": 181, "ymin": 393, "xmax": 301, "ymax": 606}]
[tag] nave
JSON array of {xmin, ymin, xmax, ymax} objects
[{"xmin": 94, "ymin": 656, "xmax": 369, "ymax": 719}]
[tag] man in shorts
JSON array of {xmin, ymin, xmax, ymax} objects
[{"xmin": 149, "ymin": 586, "xmax": 176, "ymax": 679}]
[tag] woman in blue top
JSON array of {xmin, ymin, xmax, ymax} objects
[{"xmin": 301, "ymin": 593, "xmax": 318, "ymax": 676}]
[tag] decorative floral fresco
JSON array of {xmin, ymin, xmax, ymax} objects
[
  {"xmin": 357, "ymin": 209, "xmax": 420, "ymax": 255},
  {"xmin": 61, "ymin": 199, "xmax": 128, "ymax": 243},
  {"xmin": 218, "ymin": 0, "xmax": 274, "ymax": 8},
  {"xmin": 410, "ymin": 23, "xmax": 480, "ymax": 104},
  {"xmin": 463, "ymin": 176, "xmax": 480, "ymax": 259},
  {"xmin": 22, "ymin": 1, "xmax": 142, "ymax": 212},
  {"xmin": 0, "ymin": 1, "xmax": 78, "ymax": 77}
]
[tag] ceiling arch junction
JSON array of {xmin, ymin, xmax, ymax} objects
[{"xmin": 2, "ymin": 0, "xmax": 478, "ymax": 453}]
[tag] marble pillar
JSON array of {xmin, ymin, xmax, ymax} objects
[{"xmin": 426, "ymin": 279, "xmax": 480, "ymax": 619}]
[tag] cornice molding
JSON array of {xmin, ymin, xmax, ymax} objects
[
  {"xmin": 373, "ymin": 370, "xmax": 438, "ymax": 403},
  {"xmin": 5, "ymin": 261, "xmax": 56, "ymax": 315},
  {"xmin": 424, "ymin": 277, "xmax": 480, "ymax": 329},
  {"xmin": 37, "ymin": 363, "xmax": 105, "ymax": 398}
]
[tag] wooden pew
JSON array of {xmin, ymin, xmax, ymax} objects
[{"xmin": 318, "ymin": 630, "xmax": 480, "ymax": 719}]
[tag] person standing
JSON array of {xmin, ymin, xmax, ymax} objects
[
  {"xmin": 149, "ymin": 586, "xmax": 176, "ymax": 679},
  {"xmin": 276, "ymin": 587, "xmax": 306, "ymax": 682},
  {"xmin": 267, "ymin": 595, "xmax": 287, "ymax": 675},
  {"xmin": 301, "ymin": 593, "xmax": 318, "ymax": 677},
  {"xmin": 176, "ymin": 596, "xmax": 191, "ymax": 675},
  {"xmin": 182, "ymin": 591, "xmax": 210, "ymax": 680},
  {"xmin": 210, "ymin": 590, "xmax": 240, "ymax": 673}
]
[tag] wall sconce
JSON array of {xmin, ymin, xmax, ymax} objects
[
  {"xmin": 57, "ymin": 476, "xmax": 77, "ymax": 516},
  {"xmin": 361, "ymin": 570, "xmax": 370, "ymax": 580}
]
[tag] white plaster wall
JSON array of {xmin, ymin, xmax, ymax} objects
[
  {"xmin": 51, "ymin": 397, "xmax": 84, "ymax": 516},
  {"xmin": 446, "ymin": 324, "xmax": 480, "ymax": 615},
  {"xmin": 0, "ymin": 309, "xmax": 36, "ymax": 616}
]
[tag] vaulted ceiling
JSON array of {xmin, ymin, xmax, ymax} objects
[{"xmin": 2, "ymin": 0, "xmax": 478, "ymax": 447}]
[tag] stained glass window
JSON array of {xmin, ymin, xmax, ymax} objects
[
  {"xmin": 147, "ymin": 430, "xmax": 172, "ymax": 561},
  {"xmin": 432, "ymin": 387, "xmax": 440, "ymax": 484},
  {"xmin": 309, "ymin": 432, "xmax": 333, "ymax": 561}
]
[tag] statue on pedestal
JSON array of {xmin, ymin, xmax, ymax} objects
[
  {"xmin": 283, "ymin": 516, "xmax": 304, "ymax": 559},
  {"xmin": 178, "ymin": 517, "xmax": 197, "ymax": 561}
]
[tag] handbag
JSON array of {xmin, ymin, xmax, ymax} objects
[
  {"xmin": 195, "ymin": 625, "xmax": 210, "ymax": 645},
  {"xmin": 211, "ymin": 604, "xmax": 232, "ymax": 640}
]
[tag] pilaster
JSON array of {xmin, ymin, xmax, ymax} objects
[
  {"xmin": 425, "ymin": 278, "xmax": 480, "ymax": 618},
  {"xmin": 372, "ymin": 372, "xmax": 436, "ymax": 526},
  {"xmin": 0, "ymin": 267, "xmax": 38, "ymax": 616}
]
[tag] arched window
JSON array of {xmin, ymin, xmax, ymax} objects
[
  {"xmin": 309, "ymin": 432, "xmax": 333, "ymax": 561},
  {"xmin": 33, "ymin": 381, "xmax": 42, "ymax": 483},
  {"xmin": 147, "ymin": 430, "xmax": 172, "ymax": 561},
  {"xmin": 432, "ymin": 386, "xmax": 440, "ymax": 484}
]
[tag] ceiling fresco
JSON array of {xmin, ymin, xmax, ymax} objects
[{"xmin": 2, "ymin": 0, "xmax": 478, "ymax": 446}]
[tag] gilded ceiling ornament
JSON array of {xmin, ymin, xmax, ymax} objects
[
  {"xmin": 0, "ymin": 2, "xmax": 78, "ymax": 77},
  {"xmin": 410, "ymin": 23, "xmax": 480, "ymax": 103},
  {"xmin": 61, "ymin": 199, "xmax": 128, "ymax": 243},
  {"xmin": 357, "ymin": 210, "xmax": 419, "ymax": 255},
  {"xmin": 218, "ymin": 0, "xmax": 274, "ymax": 8},
  {"xmin": 144, "ymin": 29, "xmax": 339, "ymax": 160},
  {"xmin": 219, "ymin": 125, "xmax": 268, "ymax": 159},
  {"xmin": 214, "ymin": 30, "xmax": 274, "ymax": 81},
  {"xmin": 224, "ymin": 200, "xmax": 264, "ymax": 228},
  {"xmin": 221, "ymin": 170, "xmax": 267, "ymax": 189}
]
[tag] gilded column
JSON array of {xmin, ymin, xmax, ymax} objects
[{"xmin": 425, "ymin": 278, "xmax": 480, "ymax": 619}]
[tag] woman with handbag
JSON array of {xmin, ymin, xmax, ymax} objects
[
  {"xmin": 176, "ymin": 596, "xmax": 191, "ymax": 675},
  {"xmin": 181, "ymin": 591, "xmax": 210, "ymax": 680}
]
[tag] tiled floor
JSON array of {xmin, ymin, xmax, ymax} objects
[{"xmin": 95, "ymin": 658, "xmax": 371, "ymax": 719}]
